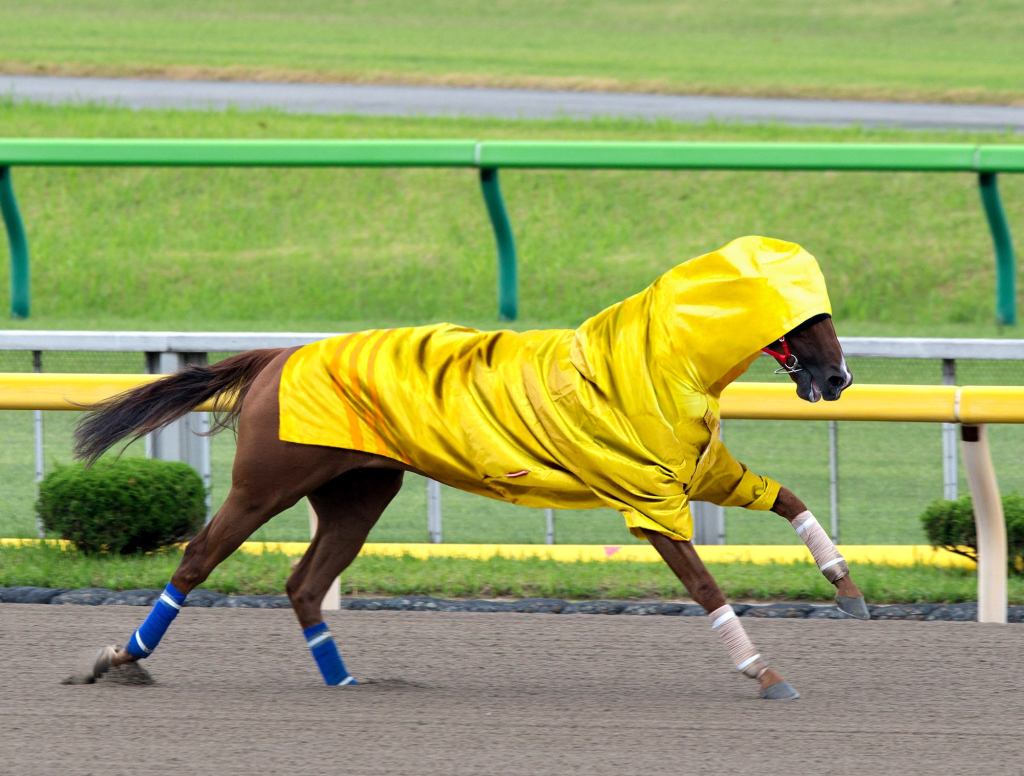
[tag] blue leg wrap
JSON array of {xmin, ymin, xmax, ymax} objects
[
  {"xmin": 304, "ymin": 622, "xmax": 357, "ymax": 686},
  {"xmin": 124, "ymin": 583, "xmax": 187, "ymax": 660}
]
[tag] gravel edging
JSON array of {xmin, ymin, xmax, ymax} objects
[{"xmin": 1, "ymin": 586, "xmax": 1021, "ymax": 621}]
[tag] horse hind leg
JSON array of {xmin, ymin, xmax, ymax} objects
[
  {"xmin": 63, "ymin": 476, "xmax": 321, "ymax": 685},
  {"xmin": 286, "ymin": 468, "xmax": 404, "ymax": 686},
  {"xmin": 64, "ymin": 352, "xmax": 362, "ymax": 685}
]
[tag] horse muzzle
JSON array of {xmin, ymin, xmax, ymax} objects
[{"xmin": 796, "ymin": 367, "xmax": 852, "ymax": 403}]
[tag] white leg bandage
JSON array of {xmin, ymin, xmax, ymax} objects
[
  {"xmin": 708, "ymin": 604, "xmax": 766, "ymax": 679},
  {"xmin": 792, "ymin": 511, "xmax": 849, "ymax": 583}
]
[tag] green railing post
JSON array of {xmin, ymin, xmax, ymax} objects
[
  {"xmin": 978, "ymin": 172, "xmax": 1017, "ymax": 326},
  {"xmin": 0, "ymin": 167, "xmax": 30, "ymax": 318},
  {"xmin": 479, "ymin": 167, "xmax": 518, "ymax": 321}
]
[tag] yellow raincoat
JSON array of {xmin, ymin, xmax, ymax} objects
[{"xmin": 278, "ymin": 235, "xmax": 832, "ymax": 541}]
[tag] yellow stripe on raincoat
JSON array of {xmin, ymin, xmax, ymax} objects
[{"xmin": 278, "ymin": 235, "xmax": 833, "ymax": 541}]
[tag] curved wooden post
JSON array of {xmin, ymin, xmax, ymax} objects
[{"xmin": 959, "ymin": 424, "xmax": 1007, "ymax": 623}]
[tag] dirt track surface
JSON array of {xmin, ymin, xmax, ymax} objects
[{"xmin": 4, "ymin": 604, "xmax": 1022, "ymax": 776}]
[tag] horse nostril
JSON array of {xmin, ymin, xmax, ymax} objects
[{"xmin": 827, "ymin": 375, "xmax": 846, "ymax": 389}]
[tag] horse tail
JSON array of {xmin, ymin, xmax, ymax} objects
[{"xmin": 74, "ymin": 348, "xmax": 284, "ymax": 464}]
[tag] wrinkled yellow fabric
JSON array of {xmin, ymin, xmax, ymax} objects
[{"xmin": 279, "ymin": 235, "xmax": 832, "ymax": 541}]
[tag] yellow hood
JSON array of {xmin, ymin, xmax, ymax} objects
[{"xmin": 570, "ymin": 235, "xmax": 832, "ymax": 417}]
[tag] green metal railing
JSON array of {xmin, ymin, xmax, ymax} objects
[
  {"xmin": 1, "ymin": 139, "xmax": 1021, "ymax": 322},
  {"xmin": 479, "ymin": 168, "xmax": 518, "ymax": 320},
  {"xmin": 0, "ymin": 167, "xmax": 29, "ymax": 320}
]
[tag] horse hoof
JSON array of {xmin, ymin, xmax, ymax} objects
[
  {"xmin": 92, "ymin": 644, "xmax": 119, "ymax": 678},
  {"xmin": 61, "ymin": 672, "xmax": 96, "ymax": 686},
  {"xmin": 761, "ymin": 680, "xmax": 800, "ymax": 700},
  {"xmin": 836, "ymin": 595, "xmax": 870, "ymax": 620},
  {"xmin": 62, "ymin": 644, "xmax": 118, "ymax": 685},
  {"xmin": 102, "ymin": 660, "xmax": 154, "ymax": 686}
]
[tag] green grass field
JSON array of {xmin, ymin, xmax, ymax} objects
[
  {"xmin": 2, "ymin": 102, "xmax": 1022, "ymax": 331},
  {"xmin": 4, "ymin": 544, "xmax": 1021, "ymax": 603},
  {"xmin": 2, "ymin": 1, "xmax": 1023, "ymax": 104}
]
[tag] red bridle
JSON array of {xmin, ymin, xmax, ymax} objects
[{"xmin": 761, "ymin": 337, "xmax": 801, "ymax": 373}]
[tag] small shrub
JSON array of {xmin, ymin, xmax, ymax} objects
[
  {"xmin": 36, "ymin": 459, "xmax": 205, "ymax": 554},
  {"xmin": 920, "ymin": 492, "xmax": 1024, "ymax": 575}
]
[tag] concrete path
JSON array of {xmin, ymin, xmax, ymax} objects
[{"xmin": 4, "ymin": 74, "xmax": 1023, "ymax": 131}]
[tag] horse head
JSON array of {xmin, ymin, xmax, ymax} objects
[{"xmin": 762, "ymin": 313, "xmax": 852, "ymax": 403}]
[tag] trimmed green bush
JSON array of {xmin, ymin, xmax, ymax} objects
[
  {"xmin": 36, "ymin": 459, "xmax": 206, "ymax": 554},
  {"xmin": 920, "ymin": 492, "xmax": 1024, "ymax": 575}
]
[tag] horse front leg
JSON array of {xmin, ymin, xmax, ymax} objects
[
  {"xmin": 643, "ymin": 529, "xmax": 799, "ymax": 700},
  {"xmin": 772, "ymin": 487, "xmax": 869, "ymax": 619}
]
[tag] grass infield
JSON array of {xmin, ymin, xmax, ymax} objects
[
  {"xmin": 2, "ymin": 543, "xmax": 1020, "ymax": 604},
  {"xmin": 1, "ymin": 1, "xmax": 1023, "ymax": 104},
  {"xmin": 2, "ymin": 102, "xmax": 1023, "ymax": 332}
]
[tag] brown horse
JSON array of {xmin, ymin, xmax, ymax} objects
[{"xmin": 67, "ymin": 311, "xmax": 860, "ymax": 700}]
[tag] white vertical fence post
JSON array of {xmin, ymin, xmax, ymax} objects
[
  {"xmin": 829, "ymin": 420, "xmax": 840, "ymax": 543},
  {"xmin": 145, "ymin": 351, "xmax": 213, "ymax": 521},
  {"xmin": 544, "ymin": 508, "xmax": 555, "ymax": 544},
  {"xmin": 959, "ymin": 424, "xmax": 1007, "ymax": 624},
  {"xmin": 691, "ymin": 501, "xmax": 725, "ymax": 544},
  {"xmin": 197, "ymin": 409, "xmax": 212, "ymax": 520},
  {"xmin": 32, "ymin": 350, "xmax": 44, "ymax": 538},
  {"xmin": 307, "ymin": 499, "xmax": 340, "ymax": 611},
  {"xmin": 427, "ymin": 479, "xmax": 442, "ymax": 543},
  {"xmin": 942, "ymin": 359, "xmax": 958, "ymax": 500},
  {"xmin": 692, "ymin": 421, "xmax": 725, "ymax": 544}
]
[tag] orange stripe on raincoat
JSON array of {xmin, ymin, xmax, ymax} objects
[{"xmin": 278, "ymin": 235, "xmax": 832, "ymax": 541}]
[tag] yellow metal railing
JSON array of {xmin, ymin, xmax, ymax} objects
[{"xmin": 3, "ymin": 373, "xmax": 1023, "ymax": 423}]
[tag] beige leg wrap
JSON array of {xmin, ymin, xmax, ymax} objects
[
  {"xmin": 792, "ymin": 510, "xmax": 849, "ymax": 583},
  {"xmin": 708, "ymin": 604, "xmax": 767, "ymax": 679}
]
